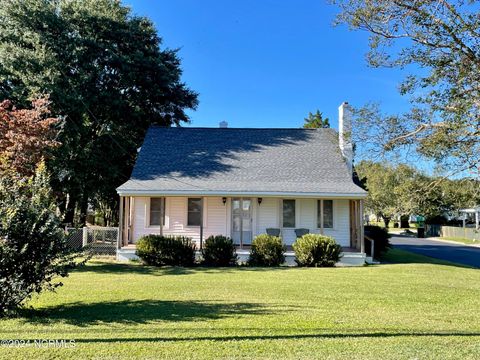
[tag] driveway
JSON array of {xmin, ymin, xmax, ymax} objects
[{"xmin": 390, "ymin": 235, "xmax": 480, "ymax": 268}]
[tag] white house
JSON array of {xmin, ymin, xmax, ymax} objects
[{"xmin": 116, "ymin": 102, "xmax": 368, "ymax": 263}]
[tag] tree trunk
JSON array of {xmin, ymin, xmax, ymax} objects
[
  {"xmin": 381, "ymin": 215, "xmax": 391, "ymax": 229},
  {"xmin": 79, "ymin": 194, "xmax": 89, "ymax": 226},
  {"xmin": 63, "ymin": 194, "xmax": 77, "ymax": 226}
]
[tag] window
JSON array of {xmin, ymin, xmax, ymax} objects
[
  {"xmin": 150, "ymin": 198, "xmax": 165, "ymax": 226},
  {"xmin": 317, "ymin": 200, "xmax": 334, "ymax": 229},
  {"xmin": 323, "ymin": 200, "xmax": 333, "ymax": 228},
  {"xmin": 187, "ymin": 198, "xmax": 203, "ymax": 226},
  {"xmin": 282, "ymin": 199, "xmax": 296, "ymax": 228}
]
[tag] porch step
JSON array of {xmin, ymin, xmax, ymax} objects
[
  {"xmin": 117, "ymin": 247, "xmax": 139, "ymax": 261},
  {"xmin": 117, "ymin": 248, "xmax": 366, "ymax": 266}
]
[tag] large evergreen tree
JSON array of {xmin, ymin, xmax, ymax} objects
[{"xmin": 0, "ymin": 0, "xmax": 198, "ymax": 224}]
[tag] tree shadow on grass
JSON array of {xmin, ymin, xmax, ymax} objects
[
  {"xmin": 73, "ymin": 262, "xmax": 192, "ymax": 276},
  {"xmin": 20, "ymin": 300, "xmax": 269, "ymax": 327},
  {"xmin": 74, "ymin": 262, "xmax": 294, "ymax": 276},
  {"xmin": 73, "ymin": 331, "xmax": 480, "ymax": 344}
]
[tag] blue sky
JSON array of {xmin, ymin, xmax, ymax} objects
[{"xmin": 124, "ymin": 0, "xmax": 411, "ymax": 131}]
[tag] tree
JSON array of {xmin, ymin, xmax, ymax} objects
[
  {"xmin": 0, "ymin": 97, "xmax": 58, "ymax": 176},
  {"xmin": 356, "ymin": 161, "xmax": 401, "ymax": 228},
  {"xmin": 333, "ymin": 1, "xmax": 480, "ymax": 177},
  {"xmin": 357, "ymin": 160, "xmax": 480, "ymax": 227},
  {"xmin": 440, "ymin": 178, "xmax": 480, "ymax": 214},
  {"xmin": 0, "ymin": 0, "xmax": 198, "ymax": 225},
  {"xmin": 0, "ymin": 162, "xmax": 81, "ymax": 316},
  {"xmin": 303, "ymin": 110, "xmax": 330, "ymax": 128}
]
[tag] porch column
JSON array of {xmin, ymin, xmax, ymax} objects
[
  {"xmin": 118, "ymin": 196, "xmax": 124, "ymax": 249},
  {"xmin": 129, "ymin": 197, "xmax": 135, "ymax": 244},
  {"xmin": 124, "ymin": 197, "xmax": 130, "ymax": 247},
  {"xmin": 199, "ymin": 197, "xmax": 205, "ymax": 250},
  {"xmin": 360, "ymin": 199, "xmax": 365, "ymax": 254},
  {"xmin": 159, "ymin": 197, "xmax": 164, "ymax": 237}
]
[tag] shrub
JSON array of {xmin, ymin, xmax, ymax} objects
[
  {"xmin": 136, "ymin": 235, "xmax": 195, "ymax": 266},
  {"xmin": 364, "ymin": 225, "xmax": 391, "ymax": 259},
  {"xmin": 0, "ymin": 163, "xmax": 81, "ymax": 317},
  {"xmin": 248, "ymin": 234, "xmax": 285, "ymax": 266},
  {"xmin": 202, "ymin": 235, "xmax": 237, "ymax": 266},
  {"xmin": 293, "ymin": 234, "xmax": 342, "ymax": 267}
]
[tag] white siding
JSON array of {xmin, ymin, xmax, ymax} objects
[
  {"xmin": 323, "ymin": 199, "xmax": 350, "ymax": 247},
  {"xmin": 255, "ymin": 198, "xmax": 351, "ymax": 247},
  {"xmin": 256, "ymin": 198, "xmax": 280, "ymax": 234},
  {"xmin": 205, "ymin": 197, "xmax": 228, "ymax": 238},
  {"xmin": 131, "ymin": 196, "xmax": 227, "ymax": 244},
  {"xmin": 298, "ymin": 198, "xmax": 316, "ymax": 229},
  {"xmin": 130, "ymin": 196, "xmax": 351, "ymax": 248}
]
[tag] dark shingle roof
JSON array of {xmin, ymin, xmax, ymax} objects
[{"xmin": 117, "ymin": 127, "xmax": 366, "ymax": 196}]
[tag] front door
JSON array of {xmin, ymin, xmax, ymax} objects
[{"xmin": 232, "ymin": 198, "xmax": 252, "ymax": 247}]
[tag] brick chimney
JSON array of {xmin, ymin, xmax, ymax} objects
[{"xmin": 338, "ymin": 102, "xmax": 353, "ymax": 176}]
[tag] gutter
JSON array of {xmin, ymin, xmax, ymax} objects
[{"xmin": 116, "ymin": 189, "xmax": 367, "ymax": 199}]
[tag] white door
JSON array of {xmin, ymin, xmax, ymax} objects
[{"xmin": 231, "ymin": 198, "xmax": 252, "ymax": 247}]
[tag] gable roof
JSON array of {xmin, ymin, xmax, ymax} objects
[{"xmin": 117, "ymin": 126, "xmax": 366, "ymax": 198}]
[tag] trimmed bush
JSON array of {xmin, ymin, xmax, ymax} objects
[
  {"xmin": 293, "ymin": 234, "xmax": 342, "ymax": 267},
  {"xmin": 202, "ymin": 235, "xmax": 237, "ymax": 266},
  {"xmin": 248, "ymin": 234, "xmax": 285, "ymax": 266},
  {"xmin": 136, "ymin": 235, "xmax": 195, "ymax": 267},
  {"xmin": 364, "ymin": 225, "xmax": 391, "ymax": 259}
]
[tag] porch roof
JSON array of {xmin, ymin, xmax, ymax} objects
[{"xmin": 117, "ymin": 127, "xmax": 367, "ymax": 198}]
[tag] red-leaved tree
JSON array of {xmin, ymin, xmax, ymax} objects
[{"xmin": 0, "ymin": 97, "xmax": 59, "ymax": 176}]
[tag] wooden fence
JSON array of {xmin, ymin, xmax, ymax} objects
[{"xmin": 426, "ymin": 225, "xmax": 479, "ymax": 241}]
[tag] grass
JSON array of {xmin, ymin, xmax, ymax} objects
[
  {"xmin": 436, "ymin": 236, "xmax": 479, "ymax": 245},
  {"xmin": 1, "ymin": 251, "xmax": 480, "ymax": 359}
]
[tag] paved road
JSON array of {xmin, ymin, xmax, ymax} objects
[{"xmin": 390, "ymin": 235, "xmax": 480, "ymax": 268}]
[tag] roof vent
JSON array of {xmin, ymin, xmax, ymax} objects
[{"xmin": 219, "ymin": 121, "xmax": 228, "ymax": 128}]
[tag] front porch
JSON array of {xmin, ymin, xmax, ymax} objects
[{"xmin": 117, "ymin": 195, "xmax": 365, "ymax": 252}]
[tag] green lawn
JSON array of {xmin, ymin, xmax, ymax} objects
[
  {"xmin": 1, "ymin": 250, "xmax": 480, "ymax": 359},
  {"xmin": 437, "ymin": 236, "xmax": 479, "ymax": 246}
]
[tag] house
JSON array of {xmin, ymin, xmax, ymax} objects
[
  {"xmin": 116, "ymin": 102, "xmax": 368, "ymax": 264},
  {"xmin": 459, "ymin": 206, "xmax": 480, "ymax": 229}
]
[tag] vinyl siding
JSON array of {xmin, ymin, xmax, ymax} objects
[
  {"xmin": 256, "ymin": 198, "xmax": 280, "ymax": 234},
  {"xmin": 131, "ymin": 196, "xmax": 226, "ymax": 243},
  {"xmin": 130, "ymin": 196, "xmax": 351, "ymax": 247}
]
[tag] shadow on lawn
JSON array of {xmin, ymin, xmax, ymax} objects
[
  {"xmin": 75, "ymin": 262, "xmax": 293, "ymax": 276},
  {"xmin": 74, "ymin": 331, "xmax": 480, "ymax": 344},
  {"xmin": 21, "ymin": 300, "xmax": 269, "ymax": 326}
]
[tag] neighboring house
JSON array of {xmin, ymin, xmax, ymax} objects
[
  {"xmin": 459, "ymin": 206, "xmax": 480, "ymax": 229},
  {"xmin": 116, "ymin": 102, "xmax": 368, "ymax": 263}
]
